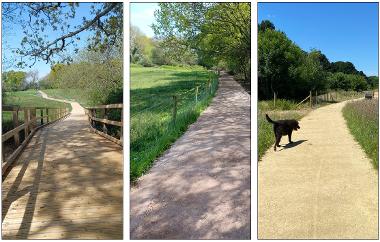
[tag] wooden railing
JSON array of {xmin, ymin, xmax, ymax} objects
[
  {"xmin": 2, "ymin": 106, "xmax": 69, "ymax": 175},
  {"xmin": 85, "ymin": 104, "xmax": 123, "ymax": 146}
]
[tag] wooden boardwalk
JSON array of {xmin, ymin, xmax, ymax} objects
[{"xmin": 2, "ymin": 96, "xmax": 123, "ymax": 239}]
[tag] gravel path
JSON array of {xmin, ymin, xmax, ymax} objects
[
  {"xmin": 130, "ymin": 72, "xmax": 251, "ymax": 239},
  {"xmin": 259, "ymin": 100, "xmax": 378, "ymax": 239}
]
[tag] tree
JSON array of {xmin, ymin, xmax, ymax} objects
[
  {"xmin": 25, "ymin": 70, "xmax": 39, "ymax": 89},
  {"xmin": 329, "ymin": 61, "xmax": 358, "ymax": 75},
  {"xmin": 153, "ymin": 3, "xmax": 251, "ymax": 80},
  {"xmin": 2, "ymin": 70, "xmax": 27, "ymax": 91},
  {"xmin": 258, "ymin": 28, "xmax": 304, "ymax": 99},
  {"xmin": 3, "ymin": 2, "xmax": 123, "ymax": 67},
  {"xmin": 367, "ymin": 76, "xmax": 379, "ymax": 89},
  {"xmin": 258, "ymin": 20, "xmax": 275, "ymax": 32}
]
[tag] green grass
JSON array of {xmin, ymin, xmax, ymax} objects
[
  {"xmin": 131, "ymin": 65, "xmax": 218, "ymax": 182},
  {"xmin": 343, "ymin": 99, "xmax": 378, "ymax": 169},
  {"xmin": 42, "ymin": 88, "xmax": 90, "ymax": 107},
  {"xmin": 2, "ymin": 89, "xmax": 70, "ymax": 133}
]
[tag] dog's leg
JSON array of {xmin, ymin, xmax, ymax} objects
[
  {"xmin": 288, "ymin": 131, "xmax": 293, "ymax": 143},
  {"xmin": 274, "ymin": 135, "xmax": 281, "ymax": 151}
]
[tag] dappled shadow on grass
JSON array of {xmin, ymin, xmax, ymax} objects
[
  {"xmin": 2, "ymin": 115, "xmax": 123, "ymax": 239},
  {"xmin": 130, "ymin": 70, "xmax": 212, "ymax": 112},
  {"xmin": 130, "ymin": 72, "xmax": 251, "ymax": 239}
]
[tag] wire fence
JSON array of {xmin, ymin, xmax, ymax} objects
[{"xmin": 130, "ymin": 71, "xmax": 219, "ymax": 157}]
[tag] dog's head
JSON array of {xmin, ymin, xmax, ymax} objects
[{"xmin": 292, "ymin": 121, "xmax": 300, "ymax": 131}]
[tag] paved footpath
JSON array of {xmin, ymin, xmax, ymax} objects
[
  {"xmin": 259, "ymin": 100, "xmax": 378, "ymax": 239},
  {"xmin": 130, "ymin": 72, "xmax": 251, "ymax": 239}
]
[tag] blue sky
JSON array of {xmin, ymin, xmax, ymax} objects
[
  {"xmin": 2, "ymin": 3, "xmax": 100, "ymax": 78},
  {"xmin": 259, "ymin": 2, "xmax": 379, "ymax": 76},
  {"xmin": 130, "ymin": 3, "xmax": 158, "ymax": 38}
]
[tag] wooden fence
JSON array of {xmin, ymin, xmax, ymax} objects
[
  {"xmin": 85, "ymin": 104, "xmax": 123, "ymax": 146},
  {"xmin": 2, "ymin": 106, "xmax": 69, "ymax": 175}
]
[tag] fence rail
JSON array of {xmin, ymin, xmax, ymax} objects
[
  {"xmin": 2, "ymin": 106, "xmax": 69, "ymax": 175},
  {"xmin": 85, "ymin": 104, "xmax": 123, "ymax": 146}
]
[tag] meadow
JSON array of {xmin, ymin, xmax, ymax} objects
[
  {"xmin": 130, "ymin": 64, "xmax": 218, "ymax": 182},
  {"xmin": 343, "ymin": 99, "xmax": 378, "ymax": 169},
  {"xmin": 2, "ymin": 90, "xmax": 69, "ymax": 133}
]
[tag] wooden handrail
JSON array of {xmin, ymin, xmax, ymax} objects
[
  {"xmin": 86, "ymin": 104, "xmax": 123, "ymax": 109},
  {"xmin": 2, "ymin": 106, "xmax": 70, "ymax": 176},
  {"xmin": 88, "ymin": 116, "xmax": 123, "ymax": 127},
  {"xmin": 84, "ymin": 103, "xmax": 123, "ymax": 146}
]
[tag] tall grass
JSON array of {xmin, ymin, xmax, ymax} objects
[
  {"xmin": 343, "ymin": 99, "xmax": 378, "ymax": 169},
  {"xmin": 131, "ymin": 65, "xmax": 218, "ymax": 182}
]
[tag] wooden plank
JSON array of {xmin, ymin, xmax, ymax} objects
[
  {"xmin": 86, "ymin": 104, "xmax": 123, "ymax": 109},
  {"xmin": 89, "ymin": 116, "xmax": 122, "ymax": 127},
  {"xmin": 2, "ymin": 112, "xmax": 70, "ymax": 176},
  {"xmin": 89, "ymin": 126, "xmax": 122, "ymax": 146},
  {"xmin": 2, "ymin": 126, "xmax": 36, "ymax": 175},
  {"xmin": 2, "ymin": 105, "xmax": 20, "ymax": 111},
  {"xmin": 2, "ymin": 123, "xmax": 26, "ymax": 142}
]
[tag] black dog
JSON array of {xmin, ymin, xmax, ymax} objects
[{"xmin": 266, "ymin": 114, "xmax": 300, "ymax": 151}]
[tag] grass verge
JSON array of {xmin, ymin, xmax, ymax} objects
[
  {"xmin": 343, "ymin": 99, "xmax": 378, "ymax": 169},
  {"xmin": 131, "ymin": 65, "xmax": 218, "ymax": 182}
]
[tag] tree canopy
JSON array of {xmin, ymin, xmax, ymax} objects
[
  {"xmin": 3, "ymin": 2, "xmax": 122, "ymax": 68},
  {"xmin": 258, "ymin": 20, "xmax": 376, "ymax": 100},
  {"xmin": 152, "ymin": 3, "xmax": 251, "ymax": 81}
]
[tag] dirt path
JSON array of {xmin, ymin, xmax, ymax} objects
[
  {"xmin": 2, "ymin": 91, "xmax": 123, "ymax": 239},
  {"xmin": 130, "ymin": 72, "xmax": 250, "ymax": 239},
  {"xmin": 259, "ymin": 100, "xmax": 378, "ymax": 239}
]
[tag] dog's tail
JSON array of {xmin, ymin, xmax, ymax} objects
[{"xmin": 265, "ymin": 114, "xmax": 276, "ymax": 124}]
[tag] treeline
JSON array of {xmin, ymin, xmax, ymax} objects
[
  {"xmin": 258, "ymin": 20, "xmax": 378, "ymax": 100},
  {"xmin": 2, "ymin": 70, "xmax": 39, "ymax": 92},
  {"xmin": 41, "ymin": 46, "xmax": 123, "ymax": 105},
  {"xmin": 131, "ymin": 26, "xmax": 197, "ymax": 67},
  {"xmin": 132, "ymin": 3, "xmax": 251, "ymax": 82}
]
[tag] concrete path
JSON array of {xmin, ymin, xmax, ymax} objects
[
  {"xmin": 2, "ymin": 91, "xmax": 123, "ymax": 239},
  {"xmin": 130, "ymin": 72, "xmax": 251, "ymax": 239},
  {"xmin": 259, "ymin": 100, "xmax": 378, "ymax": 239}
]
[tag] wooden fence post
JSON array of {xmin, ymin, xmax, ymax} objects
[
  {"xmin": 12, "ymin": 108, "xmax": 20, "ymax": 147},
  {"xmin": 30, "ymin": 108, "xmax": 36, "ymax": 130},
  {"xmin": 102, "ymin": 108, "xmax": 108, "ymax": 134},
  {"xmin": 40, "ymin": 109, "xmax": 43, "ymax": 125},
  {"xmin": 24, "ymin": 109, "xmax": 30, "ymax": 136},
  {"xmin": 195, "ymin": 86, "xmax": 199, "ymax": 104},
  {"xmin": 310, "ymin": 91, "xmax": 312, "ymax": 108},
  {"xmin": 172, "ymin": 95, "xmax": 178, "ymax": 124},
  {"xmin": 208, "ymin": 78, "xmax": 211, "ymax": 94},
  {"xmin": 92, "ymin": 109, "xmax": 96, "ymax": 127},
  {"xmin": 120, "ymin": 108, "xmax": 123, "ymax": 143},
  {"xmin": 316, "ymin": 90, "xmax": 318, "ymax": 104},
  {"xmin": 273, "ymin": 92, "xmax": 276, "ymax": 108},
  {"xmin": 46, "ymin": 108, "xmax": 49, "ymax": 123}
]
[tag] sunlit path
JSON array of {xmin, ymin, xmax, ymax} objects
[
  {"xmin": 130, "ymin": 72, "xmax": 250, "ymax": 239},
  {"xmin": 2, "ymin": 92, "xmax": 123, "ymax": 239}
]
